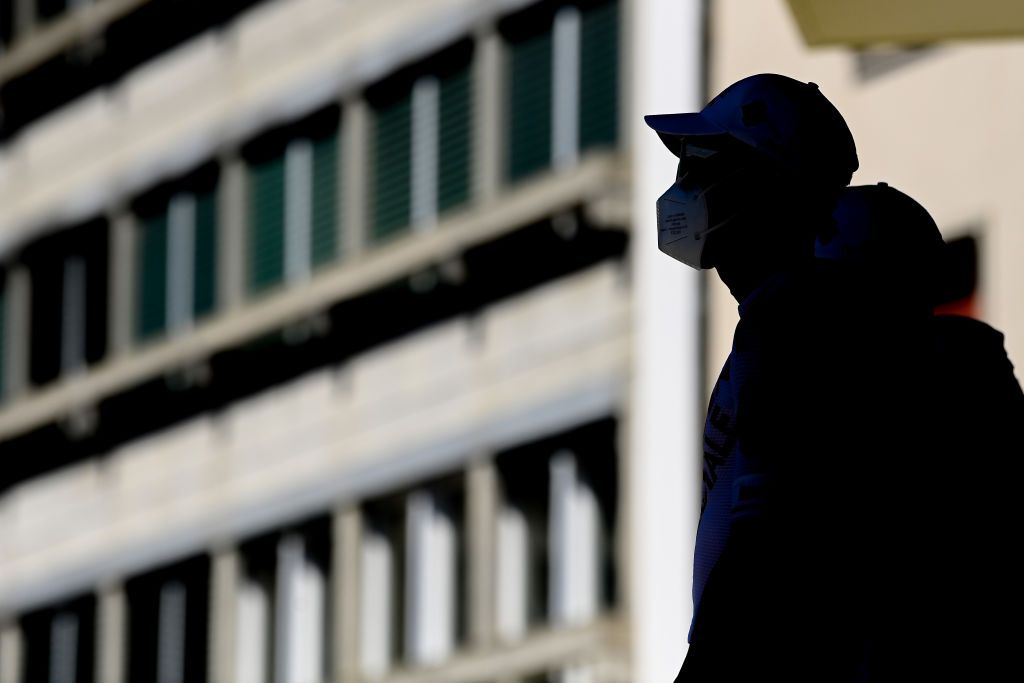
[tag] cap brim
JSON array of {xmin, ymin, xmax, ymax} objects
[{"xmin": 644, "ymin": 113, "xmax": 726, "ymax": 157}]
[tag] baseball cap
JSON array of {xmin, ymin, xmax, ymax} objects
[{"xmin": 644, "ymin": 73, "xmax": 858, "ymax": 189}]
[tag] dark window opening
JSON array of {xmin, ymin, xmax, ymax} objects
[
  {"xmin": 19, "ymin": 593, "xmax": 96, "ymax": 683},
  {"xmin": 125, "ymin": 554, "xmax": 210, "ymax": 683},
  {"xmin": 21, "ymin": 217, "xmax": 108, "ymax": 387}
]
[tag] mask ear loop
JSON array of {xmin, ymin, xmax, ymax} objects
[{"xmin": 690, "ymin": 162, "xmax": 758, "ymax": 242}]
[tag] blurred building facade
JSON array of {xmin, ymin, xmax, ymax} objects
[
  {"xmin": 0, "ymin": 2, "xmax": 702, "ymax": 683},
  {"xmin": 7, "ymin": 2, "xmax": 1016, "ymax": 683}
]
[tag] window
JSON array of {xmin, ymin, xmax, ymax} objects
[
  {"xmin": 578, "ymin": 0, "xmax": 619, "ymax": 151},
  {"xmin": 496, "ymin": 445, "xmax": 550, "ymax": 641},
  {"xmin": 237, "ymin": 518, "xmax": 331, "ymax": 683},
  {"xmin": 134, "ymin": 164, "xmax": 219, "ymax": 342},
  {"xmin": 125, "ymin": 555, "xmax": 210, "ymax": 683},
  {"xmin": 495, "ymin": 419, "xmax": 619, "ymax": 639},
  {"xmin": 236, "ymin": 535, "xmax": 275, "ymax": 683},
  {"xmin": 19, "ymin": 594, "xmax": 95, "ymax": 683},
  {"xmin": 403, "ymin": 479, "xmax": 466, "ymax": 665},
  {"xmin": 1, "ymin": 1, "xmax": 13, "ymax": 50},
  {"xmin": 37, "ymin": 0, "xmax": 71, "ymax": 23},
  {"xmin": 360, "ymin": 476, "xmax": 466, "ymax": 676},
  {"xmin": 369, "ymin": 82, "xmax": 413, "ymax": 242},
  {"xmin": 502, "ymin": 0, "xmax": 620, "ymax": 182},
  {"xmin": 245, "ymin": 106, "xmax": 341, "ymax": 295},
  {"xmin": 369, "ymin": 40, "xmax": 474, "ymax": 242},
  {"xmin": 360, "ymin": 496, "xmax": 406, "ymax": 678},
  {"xmin": 23, "ymin": 218, "xmax": 108, "ymax": 386},
  {"xmin": 502, "ymin": 3, "xmax": 554, "ymax": 182},
  {"xmin": 855, "ymin": 46, "xmax": 937, "ymax": 81},
  {"xmin": 437, "ymin": 54, "xmax": 472, "ymax": 214}
]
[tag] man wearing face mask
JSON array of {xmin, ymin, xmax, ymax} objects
[{"xmin": 645, "ymin": 74, "xmax": 908, "ymax": 680}]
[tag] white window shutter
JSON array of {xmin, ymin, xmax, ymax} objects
[
  {"xmin": 60, "ymin": 256, "xmax": 86, "ymax": 376},
  {"xmin": 167, "ymin": 193, "xmax": 196, "ymax": 334},
  {"xmin": 235, "ymin": 579, "xmax": 270, "ymax": 683},
  {"xmin": 405, "ymin": 491, "xmax": 456, "ymax": 665},
  {"xmin": 411, "ymin": 77, "xmax": 440, "ymax": 230},
  {"xmin": 360, "ymin": 528, "xmax": 394, "ymax": 678},
  {"xmin": 285, "ymin": 139, "xmax": 314, "ymax": 285},
  {"xmin": 48, "ymin": 612, "xmax": 78, "ymax": 683},
  {"xmin": 548, "ymin": 450, "xmax": 600, "ymax": 626},
  {"xmin": 552, "ymin": 6, "xmax": 582, "ymax": 170},
  {"xmin": 495, "ymin": 504, "xmax": 529, "ymax": 642},
  {"xmin": 156, "ymin": 581, "xmax": 187, "ymax": 683}
]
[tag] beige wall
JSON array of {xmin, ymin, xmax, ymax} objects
[{"xmin": 706, "ymin": 0, "xmax": 1024, "ymax": 397}]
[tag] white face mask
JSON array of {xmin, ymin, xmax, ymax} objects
[{"xmin": 656, "ymin": 174, "xmax": 741, "ymax": 270}]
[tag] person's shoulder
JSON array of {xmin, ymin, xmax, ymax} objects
[{"xmin": 932, "ymin": 314, "xmax": 1006, "ymax": 350}]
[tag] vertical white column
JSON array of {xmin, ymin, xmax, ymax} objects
[
  {"xmin": 410, "ymin": 76, "xmax": 440, "ymax": 231},
  {"xmin": 0, "ymin": 622, "xmax": 22, "ymax": 683},
  {"xmin": 495, "ymin": 504, "xmax": 528, "ymax": 641},
  {"xmin": 552, "ymin": 5, "xmax": 582, "ymax": 170},
  {"xmin": 342, "ymin": 99, "xmax": 369, "ymax": 260},
  {"xmin": 49, "ymin": 612, "xmax": 78, "ymax": 683},
  {"xmin": 359, "ymin": 524, "xmax": 394, "ymax": 679},
  {"xmin": 96, "ymin": 584, "xmax": 125, "ymax": 683},
  {"xmin": 235, "ymin": 577, "xmax": 270, "ymax": 683},
  {"xmin": 3, "ymin": 266, "xmax": 30, "ymax": 397},
  {"xmin": 167, "ymin": 194, "xmax": 196, "ymax": 334},
  {"xmin": 210, "ymin": 547, "xmax": 239, "ymax": 683},
  {"xmin": 284, "ymin": 140, "xmax": 314, "ymax": 285},
  {"xmin": 108, "ymin": 211, "xmax": 136, "ymax": 357},
  {"xmin": 473, "ymin": 27, "xmax": 503, "ymax": 204},
  {"xmin": 404, "ymin": 491, "xmax": 456, "ymax": 666},
  {"xmin": 156, "ymin": 581, "xmax": 186, "ymax": 683},
  {"xmin": 218, "ymin": 152, "xmax": 247, "ymax": 310},
  {"xmin": 60, "ymin": 256, "xmax": 87, "ymax": 376},
  {"xmin": 629, "ymin": 1, "xmax": 704, "ymax": 682},
  {"xmin": 548, "ymin": 451, "xmax": 599, "ymax": 626}
]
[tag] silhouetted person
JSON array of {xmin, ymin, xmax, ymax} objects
[
  {"xmin": 821, "ymin": 183, "xmax": 1024, "ymax": 679},
  {"xmin": 645, "ymin": 74, "xmax": 916, "ymax": 681}
]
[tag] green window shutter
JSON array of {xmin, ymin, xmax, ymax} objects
[
  {"xmin": 311, "ymin": 132, "xmax": 339, "ymax": 268},
  {"xmin": 506, "ymin": 25, "xmax": 553, "ymax": 182},
  {"xmin": 579, "ymin": 0, "xmax": 620, "ymax": 151},
  {"xmin": 372, "ymin": 94, "xmax": 412, "ymax": 241},
  {"xmin": 249, "ymin": 154, "xmax": 286, "ymax": 293},
  {"xmin": 438, "ymin": 64, "xmax": 472, "ymax": 214},
  {"xmin": 137, "ymin": 212, "xmax": 168, "ymax": 340},
  {"xmin": 193, "ymin": 188, "xmax": 218, "ymax": 318}
]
